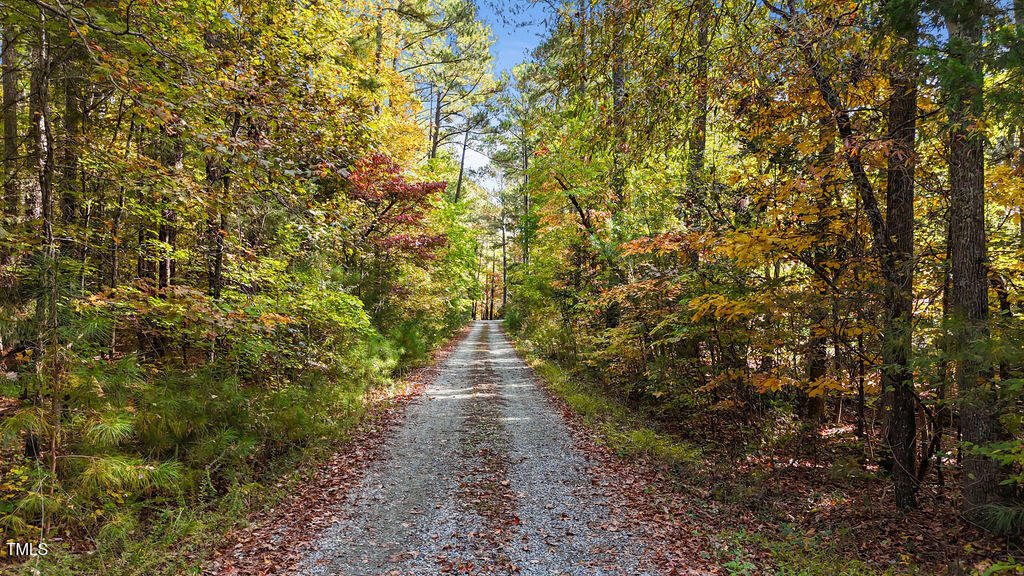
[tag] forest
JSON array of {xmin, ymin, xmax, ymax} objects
[{"xmin": 0, "ymin": 0, "xmax": 1023, "ymax": 574}]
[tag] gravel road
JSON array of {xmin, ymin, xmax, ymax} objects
[{"xmin": 299, "ymin": 320, "xmax": 655, "ymax": 576}]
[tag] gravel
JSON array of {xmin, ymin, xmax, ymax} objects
[{"xmin": 299, "ymin": 321, "xmax": 656, "ymax": 576}]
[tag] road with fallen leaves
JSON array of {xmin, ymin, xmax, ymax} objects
[{"xmin": 299, "ymin": 320, "xmax": 656, "ymax": 575}]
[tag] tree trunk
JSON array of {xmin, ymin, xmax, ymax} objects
[
  {"xmin": 136, "ymin": 129, "xmax": 158, "ymax": 355},
  {"xmin": 156, "ymin": 119, "xmax": 183, "ymax": 292},
  {"xmin": 374, "ymin": 7, "xmax": 383, "ymax": 116},
  {"xmin": 805, "ymin": 289, "xmax": 827, "ymax": 422},
  {"xmin": 936, "ymin": 226, "xmax": 952, "ymax": 485},
  {"xmin": 109, "ymin": 113, "xmax": 134, "ymax": 298},
  {"xmin": 206, "ymin": 160, "xmax": 228, "ymax": 303},
  {"xmin": 429, "ymin": 87, "xmax": 442, "ymax": 159},
  {"xmin": 158, "ymin": 208, "xmax": 176, "ymax": 288},
  {"xmin": 137, "ymin": 225, "xmax": 156, "ymax": 281},
  {"xmin": 804, "ymin": 118, "xmax": 834, "ymax": 423},
  {"xmin": 2, "ymin": 25, "xmax": 19, "ymax": 220},
  {"xmin": 856, "ymin": 333, "xmax": 866, "ymax": 439},
  {"xmin": 33, "ymin": 26, "xmax": 52, "ymax": 231},
  {"xmin": 522, "ymin": 138, "xmax": 530, "ymax": 266},
  {"xmin": 685, "ymin": 1, "xmax": 710, "ymax": 219},
  {"xmin": 501, "ymin": 218, "xmax": 507, "ymax": 313},
  {"xmin": 30, "ymin": 13, "xmax": 60, "ymax": 501},
  {"xmin": 472, "ymin": 241, "xmax": 479, "ymax": 320},
  {"xmin": 578, "ymin": 0, "xmax": 588, "ymax": 96},
  {"xmin": 60, "ymin": 54, "xmax": 81, "ymax": 225},
  {"xmin": 489, "ymin": 254, "xmax": 496, "ymax": 320},
  {"xmin": 25, "ymin": 16, "xmax": 49, "ymax": 221},
  {"xmin": 609, "ymin": 1, "xmax": 626, "ymax": 207},
  {"xmin": 208, "ymin": 111, "xmax": 239, "ymax": 303},
  {"xmin": 109, "ymin": 189, "xmax": 123, "ymax": 353},
  {"xmin": 453, "ymin": 115, "xmax": 469, "ymax": 203},
  {"xmin": 882, "ymin": 49, "xmax": 918, "ymax": 511},
  {"xmin": 207, "ymin": 209, "xmax": 226, "ymax": 299},
  {"xmin": 944, "ymin": 2, "xmax": 997, "ymax": 519}
]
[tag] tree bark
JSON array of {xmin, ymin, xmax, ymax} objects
[
  {"xmin": 685, "ymin": 1, "xmax": 710, "ymax": 219},
  {"xmin": 489, "ymin": 253, "xmax": 496, "ymax": 320},
  {"xmin": 156, "ymin": 119, "xmax": 183, "ymax": 291},
  {"xmin": 374, "ymin": 6, "xmax": 383, "ymax": 116},
  {"xmin": 522, "ymin": 137, "xmax": 530, "ymax": 266},
  {"xmin": 453, "ymin": 115, "xmax": 469, "ymax": 203},
  {"xmin": 25, "ymin": 16, "xmax": 50, "ymax": 221},
  {"xmin": 501, "ymin": 215, "xmax": 507, "ymax": 312},
  {"xmin": 429, "ymin": 86, "xmax": 442, "ymax": 159},
  {"xmin": 472, "ymin": 242, "xmax": 479, "ymax": 320},
  {"xmin": 60, "ymin": 52, "xmax": 81, "ymax": 225},
  {"xmin": 158, "ymin": 210, "xmax": 176, "ymax": 288},
  {"xmin": 944, "ymin": 1, "xmax": 997, "ymax": 519},
  {"xmin": 137, "ymin": 225, "xmax": 156, "ymax": 281},
  {"xmin": 805, "ymin": 290, "xmax": 827, "ymax": 421},
  {"xmin": 882, "ymin": 24, "xmax": 919, "ymax": 508},
  {"xmin": 609, "ymin": 1, "xmax": 626, "ymax": 207},
  {"xmin": 30, "ymin": 12, "xmax": 59, "ymax": 488},
  {"xmin": 804, "ymin": 117, "xmax": 834, "ymax": 423},
  {"xmin": 2, "ymin": 25, "xmax": 19, "ymax": 220}
]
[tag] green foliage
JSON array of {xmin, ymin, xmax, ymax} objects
[{"xmin": 713, "ymin": 528, "xmax": 906, "ymax": 576}]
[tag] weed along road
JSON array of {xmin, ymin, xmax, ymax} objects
[{"xmin": 300, "ymin": 321, "xmax": 655, "ymax": 576}]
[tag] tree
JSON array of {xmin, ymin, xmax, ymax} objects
[
  {"xmin": 497, "ymin": 0, "xmax": 1023, "ymax": 523},
  {"xmin": 405, "ymin": 0, "xmax": 495, "ymax": 161},
  {"xmin": 882, "ymin": 0, "xmax": 921, "ymax": 510},
  {"xmin": 2, "ymin": 23, "xmax": 19, "ymax": 220},
  {"xmin": 940, "ymin": 0, "xmax": 999, "ymax": 519}
]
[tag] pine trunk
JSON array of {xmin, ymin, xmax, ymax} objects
[
  {"xmin": 883, "ymin": 59, "xmax": 918, "ymax": 511},
  {"xmin": 945, "ymin": 2, "xmax": 997, "ymax": 519},
  {"xmin": 2, "ymin": 26, "xmax": 19, "ymax": 220}
]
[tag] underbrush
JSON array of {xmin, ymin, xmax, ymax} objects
[
  {"xmin": 508, "ymin": 326, "xmax": 1018, "ymax": 575},
  {"xmin": 713, "ymin": 528, "xmax": 899, "ymax": 576},
  {"xmin": 0, "ymin": 373, "xmax": 414, "ymax": 576},
  {"xmin": 0, "ymin": 281, "xmax": 464, "ymax": 575}
]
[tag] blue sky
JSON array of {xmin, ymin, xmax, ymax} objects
[
  {"xmin": 463, "ymin": 1, "xmax": 551, "ymax": 190},
  {"xmin": 474, "ymin": 0, "xmax": 551, "ymax": 76}
]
